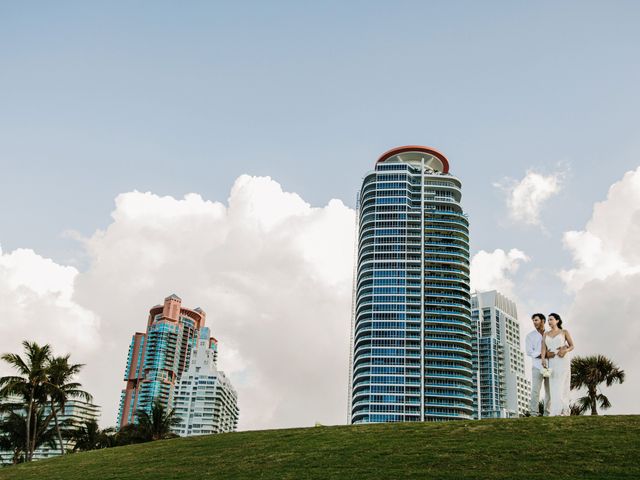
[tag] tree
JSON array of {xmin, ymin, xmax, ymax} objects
[
  {"xmin": 114, "ymin": 422, "xmax": 146, "ymax": 446},
  {"xmin": 45, "ymin": 355, "xmax": 93, "ymax": 455},
  {"xmin": 571, "ymin": 355, "xmax": 625, "ymax": 415},
  {"xmin": 569, "ymin": 403, "xmax": 584, "ymax": 416},
  {"xmin": 0, "ymin": 411, "xmax": 27, "ymax": 464},
  {"xmin": 0, "ymin": 341, "xmax": 93, "ymax": 461},
  {"xmin": 0, "ymin": 411, "xmax": 58, "ymax": 464},
  {"xmin": 67, "ymin": 420, "xmax": 116, "ymax": 452},
  {"xmin": 0, "ymin": 341, "xmax": 50, "ymax": 461},
  {"xmin": 134, "ymin": 401, "xmax": 182, "ymax": 442}
]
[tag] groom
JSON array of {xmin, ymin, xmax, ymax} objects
[{"xmin": 525, "ymin": 313, "xmax": 552, "ymax": 416}]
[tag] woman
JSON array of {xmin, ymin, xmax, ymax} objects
[{"xmin": 541, "ymin": 313, "xmax": 575, "ymax": 416}]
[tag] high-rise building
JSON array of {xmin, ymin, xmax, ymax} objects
[
  {"xmin": 350, "ymin": 146, "xmax": 473, "ymax": 423},
  {"xmin": 117, "ymin": 294, "xmax": 206, "ymax": 427},
  {"xmin": 471, "ymin": 290, "xmax": 531, "ymax": 418},
  {"xmin": 0, "ymin": 398, "xmax": 100, "ymax": 464},
  {"xmin": 173, "ymin": 328, "xmax": 239, "ymax": 435},
  {"xmin": 117, "ymin": 294, "xmax": 238, "ymax": 434}
]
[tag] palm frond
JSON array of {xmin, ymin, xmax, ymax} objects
[
  {"xmin": 596, "ymin": 393, "xmax": 612, "ymax": 410},
  {"xmin": 0, "ymin": 354, "xmax": 30, "ymax": 376},
  {"xmin": 577, "ymin": 396, "xmax": 592, "ymax": 412}
]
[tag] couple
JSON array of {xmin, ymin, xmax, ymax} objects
[{"xmin": 525, "ymin": 313, "xmax": 575, "ymax": 416}]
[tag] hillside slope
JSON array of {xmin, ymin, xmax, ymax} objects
[{"xmin": 1, "ymin": 416, "xmax": 638, "ymax": 479}]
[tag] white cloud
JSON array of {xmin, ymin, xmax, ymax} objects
[
  {"xmin": 0, "ymin": 246, "xmax": 101, "ymax": 363},
  {"xmin": 470, "ymin": 248, "xmax": 530, "ymax": 298},
  {"xmin": 496, "ymin": 169, "xmax": 565, "ymax": 226},
  {"xmin": 560, "ymin": 166, "xmax": 640, "ymax": 414},
  {"xmin": 13, "ymin": 165, "xmax": 637, "ymax": 428},
  {"xmin": 67, "ymin": 175, "xmax": 356, "ymax": 430},
  {"xmin": 560, "ymin": 167, "xmax": 640, "ymax": 291}
]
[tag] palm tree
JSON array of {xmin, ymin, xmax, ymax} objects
[
  {"xmin": 67, "ymin": 420, "xmax": 116, "ymax": 451},
  {"xmin": 45, "ymin": 355, "xmax": 93, "ymax": 455},
  {"xmin": 134, "ymin": 401, "xmax": 182, "ymax": 441},
  {"xmin": 0, "ymin": 341, "xmax": 51, "ymax": 461},
  {"xmin": 569, "ymin": 403, "xmax": 584, "ymax": 416},
  {"xmin": 1, "ymin": 342, "xmax": 94, "ymax": 460},
  {"xmin": 0, "ymin": 411, "xmax": 27, "ymax": 464},
  {"xmin": 571, "ymin": 355, "xmax": 625, "ymax": 415},
  {"xmin": 0, "ymin": 410, "xmax": 58, "ymax": 464},
  {"xmin": 115, "ymin": 422, "xmax": 146, "ymax": 446}
]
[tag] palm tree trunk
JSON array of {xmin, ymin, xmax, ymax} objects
[
  {"xmin": 25, "ymin": 392, "xmax": 34, "ymax": 461},
  {"xmin": 30, "ymin": 406, "xmax": 39, "ymax": 461},
  {"xmin": 589, "ymin": 387, "xmax": 598, "ymax": 415},
  {"xmin": 52, "ymin": 401, "xmax": 65, "ymax": 455}
]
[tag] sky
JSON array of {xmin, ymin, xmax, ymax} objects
[{"xmin": 1, "ymin": 1, "xmax": 639, "ymax": 429}]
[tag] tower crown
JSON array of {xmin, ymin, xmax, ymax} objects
[{"xmin": 376, "ymin": 145, "xmax": 450, "ymax": 173}]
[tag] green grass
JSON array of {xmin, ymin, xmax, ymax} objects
[{"xmin": 1, "ymin": 416, "xmax": 638, "ymax": 480}]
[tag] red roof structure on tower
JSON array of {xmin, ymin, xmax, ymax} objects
[{"xmin": 376, "ymin": 145, "xmax": 450, "ymax": 174}]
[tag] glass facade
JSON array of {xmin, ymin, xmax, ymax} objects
[
  {"xmin": 350, "ymin": 147, "xmax": 473, "ymax": 423},
  {"xmin": 471, "ymin": 305, "xmax": 506, "ymax": 418},
  {"xmin": 117, "ymin": 294, "xmax": 205, "ymax": 427},
  {"xmin": 471, "ymin": 290, "xmax": 531, "ymax": 419}
]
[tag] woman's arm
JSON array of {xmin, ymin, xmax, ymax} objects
[
  {"xmin": 541, "ymin": 333, "xmax": 548, "ymax": 367},
  {"xmin": 558, "ymin": 330, "xmax": 574, "ymax": 357}
]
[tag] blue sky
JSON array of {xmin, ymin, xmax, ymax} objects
[
  {"xmin": 2, "ymin": 1, "xmax": 639, "ymax": 259},
  {"xmin": 1, "ymin": 1, "xmax": 639, "ymax": 427}
]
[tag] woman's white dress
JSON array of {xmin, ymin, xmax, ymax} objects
[{"xmin": 545, "ymin": 331, "xmax": 571, "ymax": 416}]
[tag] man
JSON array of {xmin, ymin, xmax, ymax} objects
[{"xmin": 525, "ymin": 313, "xmax": 552, "ymax": 416}]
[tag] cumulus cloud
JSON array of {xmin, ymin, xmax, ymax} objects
[
  {"xmin": 470, "ymin": 248, "xmax": 530, "ymax": 298},
  {"xmin": 560, "ymin": 167, "xmax": 640, "ymax": 291},
  {"xmin": 0, "ymin": 246, "xmax": 101, "ymax": 365},
  {"xmin": 67, "ymin": 175, "xmax": 356, "ymax": 430},
  {"xmin": 560, "ymin": 166, "xmax": 640, "ymax": 414},
  {"xmin": 16, "ymin": 165, "xmax": 638, "ymax": 428},
  {"xmin": 496, "ymin": 169, "xmax": 565, "ymax": 227}
]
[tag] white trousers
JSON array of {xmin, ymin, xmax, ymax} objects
[{"xmin": 530, "ymin": 367, "xmax": 550, "ymax": 416}]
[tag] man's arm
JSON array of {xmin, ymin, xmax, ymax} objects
[{"xmin": 525, "ymin": 333, "xmax": 538, "ymax": 359}]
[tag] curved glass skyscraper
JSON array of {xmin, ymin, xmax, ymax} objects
[{"xmin": 350, "ymin": 146, "xmax": 473, "ymax": 423}]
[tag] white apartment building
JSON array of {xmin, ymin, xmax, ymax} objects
[
  {"xmin": 173, "ymin": 328, "xmax": 239, "ymax": 436},
  {"xmin": 471, "ymin": 290, "xmax": 531, "ymax": 418}
]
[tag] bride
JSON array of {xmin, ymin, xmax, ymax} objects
[{"xmin": 541, "ymin": 313, "xmax": 575, "ymax": 416}]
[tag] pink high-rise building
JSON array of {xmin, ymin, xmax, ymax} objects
[{"xmin": 117, "ymin": 294, "xmax": 208, "ymax": 427}]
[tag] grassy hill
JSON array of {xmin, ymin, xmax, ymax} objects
[{"xmin": 1, "ymin": 416, "xmax": 638, "ymax": 480}]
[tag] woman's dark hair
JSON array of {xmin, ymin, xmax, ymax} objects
[{"xmin": 548, "ymin": 313, "xmax": 563, "ymax": 329}]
